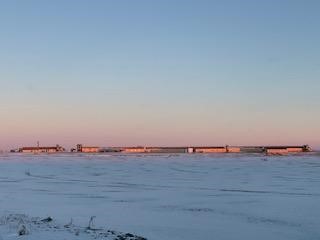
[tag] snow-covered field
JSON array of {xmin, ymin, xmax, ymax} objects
[{"xmin": 0, "ymin": 153, "xmax": 319, "ymax": 240}]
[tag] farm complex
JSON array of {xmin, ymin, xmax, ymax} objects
[{"xmin": 14, "ymin": 144, "xmax": 311, "ymax": 155}]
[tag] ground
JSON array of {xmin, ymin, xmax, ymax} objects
[{"xmin": 0, "ymin": 153, "xmax": 319, "ymax": 240}]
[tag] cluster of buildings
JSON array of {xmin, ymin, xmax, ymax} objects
[{"xmin": 13, "ymin": 144, "xmax": 311, "ymax": 155}]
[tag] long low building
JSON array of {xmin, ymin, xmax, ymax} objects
[
  {"xmin": 263, "ymin": 145, "xmax": 311, "ymax": 155},
  {"xmin": 19, "ymin": 145, "xmax": 65, "ymax": 153}
]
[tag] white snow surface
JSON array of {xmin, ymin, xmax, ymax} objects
[{"xmin": 0, "ymin": 153, "xmax": 319, "ymax": 240}]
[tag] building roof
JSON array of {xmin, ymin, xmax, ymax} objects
[
  {"xmin": 192, "ymin": 146, "xmax": 226, "ymax": 149},
  {"xmin": 264, "ymin": 146, "xmax": 304, "ymax": 149}
]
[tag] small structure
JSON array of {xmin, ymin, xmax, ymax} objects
[
  {"xmin": 19, "ymin": 145, "xmax": 65, "ymax": 153},
  {"xmin": 188, "ymin": 147, "xmax": 194, "ymax": 153},
  {"xmin": 76, "ymin": 144, "xmax": 100, "ymax": 153}
]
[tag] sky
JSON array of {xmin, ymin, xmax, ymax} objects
[{"xmin": 0, "ymin": 0, "xmax": 319, "ymax": 150}]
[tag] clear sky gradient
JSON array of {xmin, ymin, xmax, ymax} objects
[{"xmin": 0, "ymin": 0, "xmax": 319, "ymax": 150}]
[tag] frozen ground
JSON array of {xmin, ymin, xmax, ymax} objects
[{"xmin": 0, "ymin": 153, "xmax": 319, "ymax": 240}]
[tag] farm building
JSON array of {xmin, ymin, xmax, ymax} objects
[
  {"xmin": 264, "ymin": 145, "xmax": 310, "ymax": 155},
  {"xmin": 19, "ymin": 145, "xmax": 65, "ymax": 153},
  {"xmin": 76, "ymin": 144, "xmax": 100, "ymax": 153}
]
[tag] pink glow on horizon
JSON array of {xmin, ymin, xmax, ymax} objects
[
  {"xmin": 1, "ymin": 104, "xmax": 318, "ymax": 151},
  {"xmin": 1, "ymin": 126, "xmax": 317, "ymax": 151}
]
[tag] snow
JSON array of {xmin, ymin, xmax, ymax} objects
[
  {"xmin": 0, "ymin": 153, "xmax": 319, "ymax": 240},
  {"xmin": 0, "ymin": 214, "xmax": 146, "ymax": 240}
]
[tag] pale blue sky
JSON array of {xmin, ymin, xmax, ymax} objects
[{"xmin": 0, "ymin": 0, "xmax": 319, "ymax": 150}]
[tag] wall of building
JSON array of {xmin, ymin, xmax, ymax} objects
[
  {"xmin": 266, "ymin": 149, "xmax": 288, "ymax": 155},
  {"xmin": 227, "ymin": 147, "xmax": 241, "ymax": 153},
  {"xmin": 81, "ymin": 147, "xmax": 99, "ymax": 153},
  {"xmin": 21, "ymin": 149, "xmax": 36, "ymax": 153},
  {"xmin": 194, "ymin": 148, "xmax": 227, "ymax": 153},
  {"xmin": 188, "ymin": 148, "xmax": 194, "ymax": 153},
  {"xmin": 21, "ymin": 148, "xmax": 59, "ymax": 153},
  {"xmin": 123, "ymin": 148, "xmax": 146, "ymax": 153},
  {"xmin": 287, "ymin": 148, "xmax": 304, "ymax": 152},
  {"xmin": 148, "ymin": 148, "xmax": 187, "ymax": 153}
]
